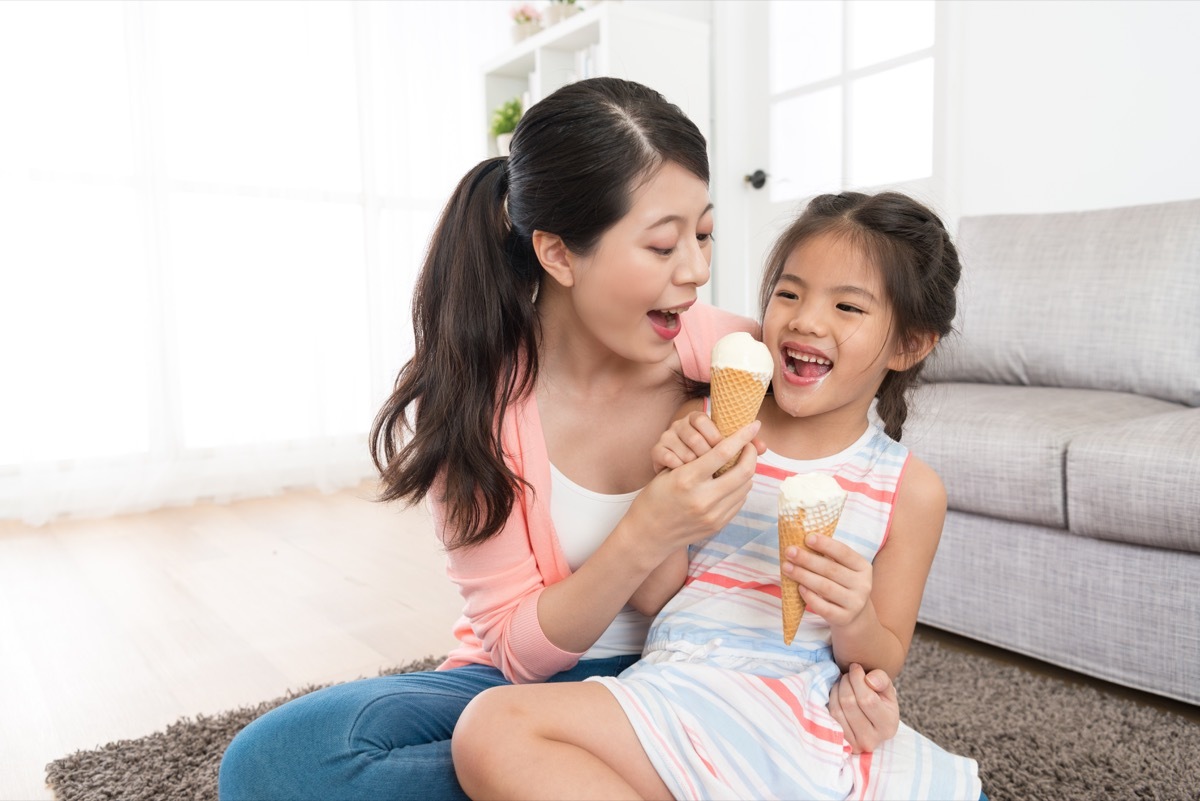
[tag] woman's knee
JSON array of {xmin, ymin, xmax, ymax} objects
[{"xmin": 218, "ymin": 714, "xmax": 278, "ymax": 800}]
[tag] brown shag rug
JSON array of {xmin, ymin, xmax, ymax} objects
[{"xmin": 44, "ymin": 631, "xmax": 1200, "ymax": 801}]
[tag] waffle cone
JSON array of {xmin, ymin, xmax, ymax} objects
[
  {"xmin": 778, "ymin": 499, "xmax": 844, "ymax": 645},
  {"xmin": 710, "ymin": 367, "xmax": 770, "ymax": 476}
]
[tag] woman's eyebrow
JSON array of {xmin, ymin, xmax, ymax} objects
[{"xmin": 647, "ymin": 203, "xmax": 715, "ymax": 229}]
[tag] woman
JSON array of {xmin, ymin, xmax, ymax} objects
[{"xmin": 218, "ymin": 77, "xmax": 898, "ymax": 801}]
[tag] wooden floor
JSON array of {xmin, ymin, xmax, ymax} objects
[{"xmin": 0, "ymin": 482, "xmax": 461, "ymax": 801}]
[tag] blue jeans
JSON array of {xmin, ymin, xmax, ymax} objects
[{"xmin": 217, "ymin": 655, "xmax": 639, "ymax": 801}]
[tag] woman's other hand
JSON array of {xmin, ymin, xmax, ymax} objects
[{"xmin": 827, "ymin": 663, "xmax": 899, "ymax": 753}]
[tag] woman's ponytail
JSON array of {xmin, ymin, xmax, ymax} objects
[{"xmin": 370, "ymin": 157, "xmax": 540, "ymax": 550}]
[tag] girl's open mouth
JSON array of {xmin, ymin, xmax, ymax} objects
[{"xmin": 783, "ymin": 347, "xmax": 833, "ymax": 380}]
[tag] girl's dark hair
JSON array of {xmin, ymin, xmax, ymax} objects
[
  {"xmin": 758, "ymin": 192, "xmax": 961, "ymax": 441},
  {"xmin": 370, "ymin": 77, "xmax": 709, "ymax": 549}
]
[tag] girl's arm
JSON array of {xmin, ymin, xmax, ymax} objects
[{"xmin": 786, "ymin": 455, "xmax": 946, "ymax": 676}]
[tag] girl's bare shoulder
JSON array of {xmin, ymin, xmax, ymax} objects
[{"xmin": 893, "ymin": 454, "xmax": 947, "ymax": 532}]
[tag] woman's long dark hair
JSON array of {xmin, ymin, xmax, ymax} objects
[
  {"xmin": 758, "ymin": 192, "xmax": 961, "ymax": 441},
  {"xmin": 370, "ymin": 77, "xmax": 709, "ymax": 549}
]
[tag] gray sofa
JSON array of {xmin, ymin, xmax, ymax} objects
[{"xmin": 902, "ymin": 197, "xmax": 1200, "ymax": 707}]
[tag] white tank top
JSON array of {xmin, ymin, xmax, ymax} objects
[{"xmin": 549, "ymin": 463, "xmax": 652, "ymax": 659}]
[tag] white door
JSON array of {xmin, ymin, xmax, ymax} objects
[{"xmin": 711, "ymin": 0, "xmax": 953, "ymax": 319}]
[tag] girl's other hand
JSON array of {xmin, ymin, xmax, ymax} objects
[
  {"xmin": 630, "ymin": 420, "xmax": 761, "ymax": 555},
  {"xmin": 827, "ymin": 663, "xmax": 899, "ymax": 753},
  {"xmin": 652, "ymin": 410, "xmax": 723, "ymax": 472},
  {"xmin": 652, "ymin": 411, "xmax": 768, "ymax": 472}
]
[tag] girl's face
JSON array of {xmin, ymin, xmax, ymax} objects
[
  {"xmin": 562, "ymin": 161, "xmax": 713, "ymax": 363},
  {"xmin": 762, "ymin": 231, "xmax": 909, "ymax": 426}
]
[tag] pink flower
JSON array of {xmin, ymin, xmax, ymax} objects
[{"xmin": 510, "ymin": 3, "xmax": 541, "ymax": 24}]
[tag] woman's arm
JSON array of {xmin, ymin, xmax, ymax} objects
[
  {"xmin": 445, "ymin": 422, "xmax": 762, "ymax": 682},
  {"xmin": 537, "ymin": 425, "xmax": 761, "ymax": 651},
  {"xmin": 785, "ymin": 455, "xmax": 946, "ymax": 676},
  {"xmin": 627, "ymin": 549, "xmax": 689, "ymax": 617},
  {"xmin": 627, "ymin": 397, "xmax": 772, "ymax": 617}
]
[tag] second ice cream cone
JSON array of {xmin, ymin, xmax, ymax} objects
[{"xmin": 778, "ymin": 474, "xmax": 847, "ymax": 645}]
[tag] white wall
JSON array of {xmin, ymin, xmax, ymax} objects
[{"xmin": 953, "ymin": 0, "xmax": 1200, "ymax": 216}]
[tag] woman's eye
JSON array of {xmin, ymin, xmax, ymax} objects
[
  {"xmin": 836, "ymin": 302, "xmax": 864, "ymax": 314},
  {"xmin": 697, "ymin": 232, "xmax": 713, "ymax": 244},
  {"xmin": 652, "ymin": 247, "xmax": 675, "ymax": 256}
]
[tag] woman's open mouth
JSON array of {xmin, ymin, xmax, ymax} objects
[{"xmin": 648, "ymin": 305, "xmax": 689, "ymax": 340}]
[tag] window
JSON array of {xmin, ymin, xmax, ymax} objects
[
  {"xmin": 767, "ymin": 0, "xmax": 938, "ymax": 202},
  {"xmin": 0, "ymin": 0, "xmax": 509, "ymax": 523}
]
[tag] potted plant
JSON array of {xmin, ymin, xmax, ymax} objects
[
  {"xmin": 510, "ymin": 4, "xmax": 541, "ymax": 42},
  {"xmin": 490, "ymin": 97, "xmax": 522, "ymax": 156},
  {"xmin": 544, "ymin": 0, "xmax": 581, "ymax": 26}
]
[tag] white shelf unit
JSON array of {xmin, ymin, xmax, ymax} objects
[{"xmin": 483, "ymin": 3, "xmax": 711, "ymax": 157}]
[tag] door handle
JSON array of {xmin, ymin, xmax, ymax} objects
[{"xmin": 743, "ymin": 169, "xmax": 768, "ymax": 190}]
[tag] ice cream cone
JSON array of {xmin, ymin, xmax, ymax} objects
[
  {"xmin": 710, "ymin": 367, "xmax": 771, "ymax": 475},
  {"xmin": 709, "ymin": 333, "xmax": 773, "ymax": 477},
  {"xmin": 778, "ymin": 475, "xmax": 847, "ymax": 645}
]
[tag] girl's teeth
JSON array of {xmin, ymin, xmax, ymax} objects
[{"xmin": 786, "ymin": 349, "xmax": 831, "ymax": 366}]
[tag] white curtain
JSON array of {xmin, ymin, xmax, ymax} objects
[{"xmin": 0, "ymin": 0, "xmax": 512, "ymax": 524}]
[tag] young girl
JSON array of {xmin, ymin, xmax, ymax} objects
[
  {"xmin": 218, "ymin": 79, "xmax": 898, "ymax": 801},
  {"xmin": 452, "ymin": 191, "xmax": 983, "ymax": 801}
]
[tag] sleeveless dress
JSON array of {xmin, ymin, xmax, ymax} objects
[{"xmin": 588, "ymin": 424, "xmax": 982, "ymax": 800}]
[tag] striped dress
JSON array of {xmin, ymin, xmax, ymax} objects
[{"xmin": 588, "ymin": 424, "xmax": 981, "ymax": 800}]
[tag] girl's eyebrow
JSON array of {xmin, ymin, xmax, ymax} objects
[{"xmin": 778, "ymin": 273, "xmax": 879, "ymax": 304}]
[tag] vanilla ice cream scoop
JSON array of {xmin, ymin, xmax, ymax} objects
[
  {"xmin": 779, "ymin": 473, "xmax": 846, "ymax": 515},
  {"xmin": 711, "ymin": 331, "xmax": 774, "ymax": 375}
]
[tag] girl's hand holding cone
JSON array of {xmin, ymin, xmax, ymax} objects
[{"xmin": 782, "ymin": 532, "xmax": 874, "ymax": 629}]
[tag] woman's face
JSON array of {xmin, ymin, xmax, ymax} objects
[
  {"xmin": 562, "ymin": 161, "xmax": 714, "ymax": 363},
  {"xmin": 762, "ymin": 231, "xmax": 902, "ymax": 425}
]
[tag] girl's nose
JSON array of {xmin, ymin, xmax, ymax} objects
[{"xmin": 789, "ymin": 303, "xmax": 827, "ymax": 337}]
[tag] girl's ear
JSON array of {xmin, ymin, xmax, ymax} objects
[
  {"xmin": 887, "ymin": 331, "xmax": 939, "ymax": 372},
  {"xmin": 532, "ymin": 230, "xmax": 575, "ymax": 288}
]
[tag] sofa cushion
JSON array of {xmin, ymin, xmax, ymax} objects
[
  {"xmin": 1066, "ymin": 407, "xmax": 1200, "ymax": 554},
  {"xmin": 919, "ymin": 510, "xmax": 1200, "ymax": 706},
  {"xmin": 903, "ymin": 383, "xmax": 1181, "ymax": 528},
  {"xmin": 926, "ymin": 198, "xmax": 1200, "ymax": 407}
]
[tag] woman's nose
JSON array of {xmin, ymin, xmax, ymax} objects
[{"xmin": 674, "ymin": 239, "xmax": 711, "ymax": 287}]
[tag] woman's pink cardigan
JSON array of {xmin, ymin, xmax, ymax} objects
[{"xmin": 433, "ymin": 303, "xmax": 758, "ymax": 683}]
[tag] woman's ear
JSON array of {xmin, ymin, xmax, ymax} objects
[
  {"xmin": 532, "ymin": 230, "xmax": 575, "ymax": 288},
  {"xmin": 887, "ymin": 331, "xmax": 939, "ymax": 372}
]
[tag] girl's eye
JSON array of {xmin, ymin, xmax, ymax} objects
[
  {"xmin": 775, "ymin": 289, "xmax": 799, "ymax": 300},
  {"xmin": 836, "ymin": 302, "xmax": 864, "ymax": 314}
]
